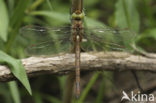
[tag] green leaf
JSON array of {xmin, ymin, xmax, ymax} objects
[
  {"xmin": 115, "ymin": 0, "xmax": 140, "ymax": 32},
  {"xmin": 95, "ymin": 73, "xmax": 105, "ymax": 103},
  {"xmin": 33, "ymin": 91, "xmax": 43, "ymax": 103},
  {"xmin": 46, "ymin": 0, "xmax": 53, "ymax": 11},
  {"xmin": 84, "ymin": 17, "xmax": 106, "ymax": 28},
  {"xmin": 0, "ymin": 51, "xmax": 32, "ymax": 95},
  {"xmin": 0, "ymin": 0, "xmax": 9, "ymax": 41},
  {"xmin": 10, "ymin": 0, "xmax": 30, "ymax": 27},
  {"xmin": 8, "ymin": 82, "xmax": 21, "ymax": 103},
  {"xmin": 31, "ymin": 11, "xmax": 70, "ymax": 24},
  {"xmin": 5, "ymin": 0, "xmax": 30, "ymax": 52},
  {"xmin": 58, "ymin": 76, "xmax": 66, "ymax": 96}
]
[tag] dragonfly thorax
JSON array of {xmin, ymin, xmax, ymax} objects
[{"xmin": 71, "ymin": 11, "xmax": 85, "ymax": 20}]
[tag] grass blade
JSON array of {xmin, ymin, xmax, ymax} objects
[
  {"xmin": 115, "ymin": 0, "xmax": 140, "ymax": 32},
  {"xmin": 8, "ymin": 82, "xmax": 21, "ymax": 103},
  {"xmin": 77, "ymin": 72, "xmax": 100, "ymax": 103},
  {"xmin": 0, "ymin": 0, "xmax": 9, "ymax": 41},
  {"xmin": 0, "ymin": 51, "xmax": 32, "ymax": 95}
]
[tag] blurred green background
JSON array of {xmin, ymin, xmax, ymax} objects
[{"xmin": 0, "ymin": 0, "xmax": 156, "ymax": 103}]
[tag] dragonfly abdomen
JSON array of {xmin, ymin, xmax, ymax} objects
[{"xmin": 75, "ymin": 34, "xmax": 81, "ymax": 98}]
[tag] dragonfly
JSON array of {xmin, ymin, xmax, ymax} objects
[
  {"xmin": 20, "ymin": 0, "xmax": 136, "ymax": 100},
  {"xmin": 20, "ymin": 24, "xmax": 135, "ymax": 93}
]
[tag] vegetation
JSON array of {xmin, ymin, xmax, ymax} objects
[{"xmin": 0, "ymin": 0, "xmax": 155, "ymax": 103}]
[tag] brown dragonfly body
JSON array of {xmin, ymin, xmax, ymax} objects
[
  {"xmin": 72, "ymin": 20, "xmax": 83, "ymax": 97},
  {"xmin": 71, "ymin": 0, "xmax": 84, "ymax": 98}
]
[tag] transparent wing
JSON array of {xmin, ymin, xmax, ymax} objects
[
  {"xmin": 20, "ymin": 25, "xmax": 72, "ymax": 56},
  {"xmin": 20, "ymin": 25, "xmax": 136, "ymax": 56},
  {"xmin": 81, "ymin": 26, "xmax": 136, "ymax": 52}
]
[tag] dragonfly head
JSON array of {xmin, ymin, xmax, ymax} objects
[{"xmin": 72, "ymin": 11, "xmax": 85, "ymax": 20}]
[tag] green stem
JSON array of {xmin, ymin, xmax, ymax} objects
[
  {"xmin": 8, "ymin": 82, "xmax": 21, "ymax": 103},
  {"xmin": 77, "ymin": 72, "xmax": 100, "ymax": 103},
  {"xmin": 122, "ymin": 0, "xmax": 131, "ymax": 28},
  {"xmin": 5, "ymin": 0, "xmax": 30, "ymax": 53},
  {"xmin": 26, "ymin": 0, "xmax": 45, "ymax": 13},
  {"xmin": 95, "ymin": 73, "xmax": 105, "ymax": 103}
]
